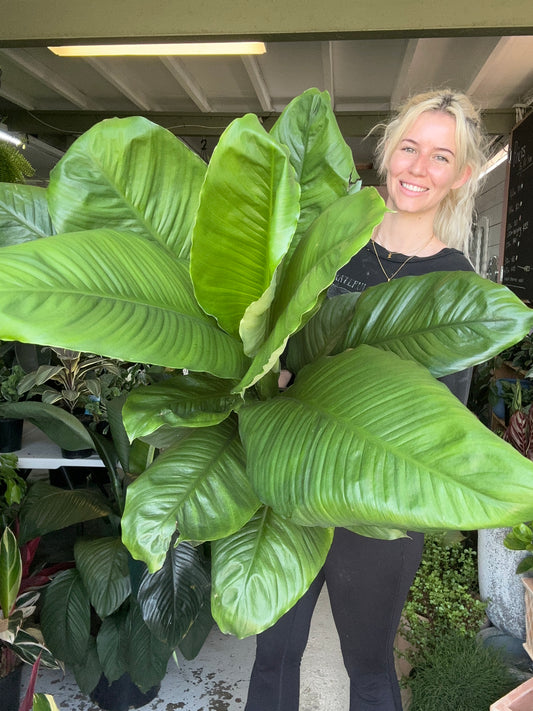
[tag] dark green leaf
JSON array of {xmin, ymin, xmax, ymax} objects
[
  {"xmin": 41, "ymin": 569, "xmax": 91, "ymax": 665},
  {"xmin": 19, "ymin": 481, "xmax": 112, "ymax": 542},
  {"xmin": 137, "ymin": 540, "xmax": 211, "ymax": 648},
  {"xmin": 75, "ymin": 537, "xmax": 131, "ymax": 618}
]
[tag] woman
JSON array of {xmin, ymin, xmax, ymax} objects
[{"xmin": 244, "ymin": 89, "xmax": 488, "ymax": 711}]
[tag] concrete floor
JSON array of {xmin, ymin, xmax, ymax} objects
[{"xmin": 24, "ymin": 588, "xmax": 352, "ymax": 711}]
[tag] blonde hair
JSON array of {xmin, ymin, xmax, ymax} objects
[{"xmin": 374, "ymin": 90, "xmax": 488, "ymax": 255}]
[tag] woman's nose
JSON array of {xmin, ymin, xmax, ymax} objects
[{"xmin": 410, "ymin": 154, "xmax": 428, "ymax": 175}]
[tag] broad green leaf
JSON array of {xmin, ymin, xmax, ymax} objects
[
  {"xmin": 0, "ymin": 183, "xmax": 53, "ymax": 245},
  {"xmin": 19, "ymin": 481, "xmax": 113, "ymax": 543},
  {"xmin": 235, "ymin": 187, "xmax": 386, "ymax": 391},
  {"xmin": 240, "ymin": 346, "xmax": 533, "ymax": 531},
  {"xmin": 41, "ymin": 569, "xmax": 91, "ymax": 665},
  {"xmin": 0, "ymin": 401, "xmax": 93, "ymax": 451},
  {"xmin": 178, "ymin": 601, "xmax": 214, "ymax": 660},
  {"xmin": 123, "ymin": 371, "xmax": 242, "ymax": 441},
  {"xmin": 0, "ymin": 527, "xmax": 21, "ymax": 617},
  {"xmin": 271, "ymin": 88, "xmax": 358, "ymax": 255},
  {"xmin": 0, "ymin": 230, "xmax": 248, "ymax": 379},
  {"xmin": 70, "ymin": 637, "xmax": 102, "ymax": 694},
  {"xmin": 122, "ymin": 418, "xmax": 260, "ymax": 570},
  {"xmin": 48, "ymin": 116, "xmax": 206, "ymax": 258},
  {"xmin": 97, "ymin": 609, "xmax": 128, "ymax": 683},
  {"xmin": 211, "ymin": 507, "xmax": 333, "ymax": 638},
  {"xmin": 137, "ymin": 540, "xmax": 211, "ymax": 648},
  {"xmin": 286, "ymin": 291, "xmax": 361, "ymax": 373},
  {"xmin": 344, "ymin": 524, "xmax": 408, "ymax": 540},
  {"xmin": 122, "ymin": 599, "xmax": 173, "ymax": 691},
  {"xmin": 340, "ymin": 271, "xmax": 533, "ymax": 377},
  {"xmin": 191, "ymin": 113, "xmax": 300, "ymax": 350},
  {"xmin": 75, "ymin": 537, "xmax": 131, "ymax": 618},
  {"xmin": 105, "ymin": 395, "xmax": 132, "ymax": 472}
]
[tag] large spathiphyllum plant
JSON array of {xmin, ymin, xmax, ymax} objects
[{"xmin": 1, "ymin": 89, "xmax": 533, "ymax": 641}]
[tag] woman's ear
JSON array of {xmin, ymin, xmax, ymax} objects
[{"xmin": 452, "ymin": 164, "xmax": 472, "ymax": 190}]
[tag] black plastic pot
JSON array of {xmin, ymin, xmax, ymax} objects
[
  {"xmin": 0, "ymin": 417, "xmax": 23, "ymax": 453},
  {"xmin": 60, "ymin": 446, "xmax": 95, "ymax": 459},
  {"xmin": 0, "ymin": 663, "xmax": 22, "ymax": 711},
  {"xmin": 89, "ymin": 673, "xmax": 160, "ymax": 711}
]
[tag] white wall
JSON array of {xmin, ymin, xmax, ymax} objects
[{"xmin": 474, "ymin": 161, "xmax": 508, "ymax": 280}]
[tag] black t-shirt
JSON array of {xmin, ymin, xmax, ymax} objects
[
  {"xmin": 328, "ymin": 239, "xmax": 473, "ymax": 296},
  {"xmin": 328, "ymin": 240, "xmax": 474, "ymax": 403}
]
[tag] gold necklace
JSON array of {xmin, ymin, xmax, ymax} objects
[{"xmin": 371, "ymin": 234, "xmax": 434, "ymax": 282}]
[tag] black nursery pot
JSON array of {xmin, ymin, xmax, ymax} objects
[
  {"xmin": 0, "ymin": 417, "xmax": 23, "ymax": 453},
  {"xmin": 89, "ymin": 673, "xmax": 160, "ymax": 711},
  {"xmin": 0, "ymin": 664, "xmax": 22, "ymax": 711}
]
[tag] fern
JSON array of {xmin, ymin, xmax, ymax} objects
[{"xmin": 0, "ymin": 141, "xmax": 35, "ymax": 183}]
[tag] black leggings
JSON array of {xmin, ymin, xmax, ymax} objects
[{"xmin": 244, "ymin": 528, "xmax": 424, "ymax": 711}]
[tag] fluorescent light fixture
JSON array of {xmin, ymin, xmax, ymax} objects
[
  {"xmin": 0, "ymin": 128, "xmax": 22, "ymax": 147},
  {"xmin": 480, "ymin": 145, "xmax": 509, "ymax": 178},
  {"xmin": 49, "ymin": 42, "xmax": 266, "ymax": 57}
]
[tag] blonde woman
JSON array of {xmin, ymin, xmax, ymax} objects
[{"xmin": 245, "ymin": 90, "xmax": 488, "ymax": 711}]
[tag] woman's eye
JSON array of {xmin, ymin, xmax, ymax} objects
[
  {"xmin": 435, "ymin": 154, "xmax": 449, "ymax": 163},
  {"xmin": 401, "ymin": 146, "xmax": 415, "ymax": 154}
]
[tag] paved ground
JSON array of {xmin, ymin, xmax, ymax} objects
[{"xmin": 23, "ymin": 588, "xmax": 352, "ymax": 711}]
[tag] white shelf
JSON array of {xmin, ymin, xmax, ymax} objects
[{"xmin": 14, "ymin": 422, "xmax": 104, "ymax": 469}]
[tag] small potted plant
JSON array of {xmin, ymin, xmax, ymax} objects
[{"xmin": 0, "ymin": 456, "xmax": 63, "ymax": 711}]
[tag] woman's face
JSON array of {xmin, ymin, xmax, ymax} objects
[{"xmin": 385, "ymin": 110, "xmax": 471, "ymax": 219}]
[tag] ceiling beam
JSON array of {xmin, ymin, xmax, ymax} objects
[
  {"xmin": 160, "ymin": 57, "xmax": 213, "ymax": 112},
  {"xmin": 2, "ymin": 108, "xmax": 518, "ymax": 139},
  {"xmin": 86, "ymin": 58, "xmax": 161, "ymax": 111},
  {"xmin": 0, "ymin": 49, "xmax": 103, "ymax": 110},
  {"xmin": 242, "ymin": 56, "xmax": 273, "ymax": 112},
  {"xmin": 0, "ymin": 0, "xmax": 532, "ymax": 46}
]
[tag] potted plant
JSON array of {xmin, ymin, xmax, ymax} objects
[
  {"xmin": 0, "ymin": 455, "xmax": 64, "ymax": 711},
  {"xmin": 16, "ymin": 396, "xmax": 212, "ymax": 709},
  {"xmin": 0, "ymin": 89, "xmax": 533, "ymax": 643}
]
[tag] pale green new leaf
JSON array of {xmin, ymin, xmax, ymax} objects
[
  {"xmin": 123, "ymin": 371, "xmax": 242, "ymax": 441},
  {"xmin": 211, "ymin": 507, "xmax": 333, "ymax": 638},
  {"xmin": 340, "ymin": 271, "xmax": 533, "ymax": 376},
  {"xmin": 19, "ymin": 481, "xmax": 113, "ymax": 543},
  {"xmin": 47, "ymin": 116, "xmax": 206, "ymax": 258},
  {"xmin": 286, "ymin": 291, "xmax": 361, "ymax": 373},
  {"xmin": 32, "ymin": 694, "xmax": 60, "ymax": 711},
  {"xmin": 0, "ymin": 183, "xmax": 53, "ymax": 245},
  {"xmin": 0, "ymin": 230, "xmax": 248, "ymax": 379},
  {"xmin": 191, "ymin": 113, "xmax": 300, "ymax": 350},
  {"xmin": 0, "ymin": 527, "xmax": 21, "ymax": 617},
  {"xmin": 235, "ymin": 187, "xmax": 386, "ymax": 391},
  {"xmin": 271, "ymin": 88, "xmax": 359, "ymax": 255},
  {"xmin": 41, "ymin": 569, "xmax": 91, "ymax": 665},
  {"xmin": 122, "ymin": 418, "xmax": 260, "ymax": 571},
  {"xmin": 75, "ymin": 537, "xmax": 131, "ymax": 618},
  {"xmin": 137, "ymin": 540, "xmax": 211, "ymax": 648},
  {"xmin": 240, "ymin": 346, "xmax": 533, "ymax": 531}
]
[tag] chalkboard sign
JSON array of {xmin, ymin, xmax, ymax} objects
[{"xmin": 501, "ymin": 110, "xmax": 533, "ymax": 301}]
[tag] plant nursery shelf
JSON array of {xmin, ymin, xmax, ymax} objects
[{"xmin": 14, "ymin": 422, "xmax": 104, "ymax": 469}]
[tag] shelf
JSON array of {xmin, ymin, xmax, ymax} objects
[{"xmin": 14, "ymin": 422, "xmax": 104, "ymax": 469}]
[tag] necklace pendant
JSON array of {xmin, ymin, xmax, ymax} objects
[{"xmin": 387, "ymin": 252, "xmax": 392, "ymax": 259}]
